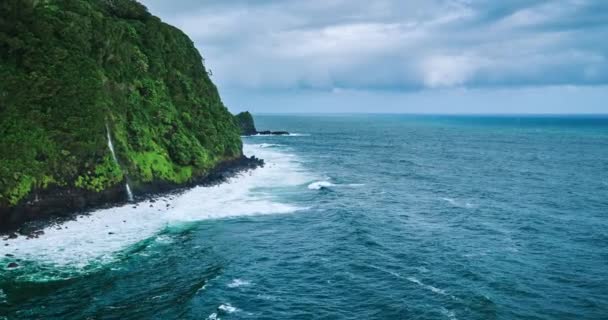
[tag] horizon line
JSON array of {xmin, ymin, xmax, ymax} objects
[{"xmin": 244, "ymin": 112, "xmax": 608, "ymax": 117}]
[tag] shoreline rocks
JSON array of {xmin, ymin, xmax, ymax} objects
[
  {"xmin": 254, "ymin": 130, "xmax": 290, "ymax": 136},
  {"xmin": 0, "ymin": 155, "xmax": 264, "ymax": 236},
  {"xmin": 234, "ymin": 111, "xmax": 290, "ymax": 136}
]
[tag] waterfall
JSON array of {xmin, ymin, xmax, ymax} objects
[
  {"xmin": 106, "ymin": 124, "xmax": 118, "ymax": 163},
  {"xmin": 125, "ymin": 182, "xmax": 134, "ymax": 202},
  {"xmin": 105, "ymin": 123, "xmax": 134, "ymax": 202}
]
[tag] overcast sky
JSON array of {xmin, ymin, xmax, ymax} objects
[{"xmin": 140, "ymin": 0, "xmax": 608, "ymax": 114}]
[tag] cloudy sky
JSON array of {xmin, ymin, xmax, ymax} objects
[{"xmin": 140, "ymin": 0, "xmax": 608, "ymax": 114}]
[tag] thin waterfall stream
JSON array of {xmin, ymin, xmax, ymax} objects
[{"xmin": 105, "ymin": 123, "xmax": 134, "ymax": 202}]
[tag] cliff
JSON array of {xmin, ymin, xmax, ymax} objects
[{"xmin": 0, "ymin": 0, "xmax": 252, "ymax": 230}]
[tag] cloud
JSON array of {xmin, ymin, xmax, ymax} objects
[
  {"xmin": 420, "ymin": 54, "xmax": 483, "ymax": 88},
  {"xmin": 140, "ymin": 0, "xmax": 608, "ymax": 91}
]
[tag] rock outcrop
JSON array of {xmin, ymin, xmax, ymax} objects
[{"xmin": 234, "ymin": 112, "xmax": 290, "ymax": 136}]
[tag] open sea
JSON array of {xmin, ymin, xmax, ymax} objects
[{"xmin": 1, "ymin": 114, "xmax": 607, "ymax": 319}]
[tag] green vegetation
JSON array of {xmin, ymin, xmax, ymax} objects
[
  {"xmin": 0, "ymin": 0, "xmax": 243, "ymax": 207},
  {"xmin": 234, "ymin": 111, "xmax": 257, "ymax": 135}
]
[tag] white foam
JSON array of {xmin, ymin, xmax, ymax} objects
[
  {"xmin": 307, "ymin": 180, "xmax": 365, "ymax": 190},
  {"xmin": 258, "ymin": 143, "xmax": 283, "ymax": 148},
  {"xmin": 441, "ymin": 307, "xmax": 458, "ymax": 320},
  {"xmin": 441, "ymin": 198, "xmax": 457, "ymax": 206},
  {"xmin": 0, "ymin": 144, "xmax": 313, "ymax": 268},
  {"xmin": 218, "ymin": 303, "xmax": 239, "ymax": 313},
  {"xmin": 308, "ymin": 181, "xmax": 335, "ymax": 190},
  {"xmin": 441, "ymin": 197, "xmax": 476, "ymax": 209},
  {"xmin": 227, "ymin": 278, "xmax": 251, "ymax": 288},
  {"xmin": 407, "ymin": 277, "xmax": 447, "ymax": 296}
]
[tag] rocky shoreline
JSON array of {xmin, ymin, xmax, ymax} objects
[
  {"xmin": 0, "ymin": 155, "xmax": 264, "ymax": 236},
  {"xmin": 254, "ymin": 130, "xmax": 290, "ymax": 136},
  {"xmin": 234, "ymin": 111, "xmax": 290, "ymax": 136}
]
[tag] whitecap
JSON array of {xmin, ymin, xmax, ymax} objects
[
  {"xmin": 227, "ymin": 278, "xmax": 251, "ymax": 288},
  {"xmin": 0, "ymin": 144, "xmax": 314, "ymax": 270},
  {"xmin": 258, "ymin": 143, "xmax": 283, "ymax": 148},
  {"xmin": 197, "ymin": 275, "xmax": 220, "ymax": 293},
  {"xmin": 153, "ymin": 235, "xmax": 174, "ymax": 245},
  {"xmin": 218, "ymin": 303, "xmax": 239, "ymax": 313},
  {"xmin": 206, "ymin": 313, "xmax": 220, "ymax": 320},
  {"xmin": 308, "ymin": 180, "xmax": 365, "ymax": 190},
  {"xmin": 441, "ymin": 197, "xmax": 476, "ymax": 209},
  {"xmin": 308, "ymin": 181, "xmax": 335, "ymax": 190}
]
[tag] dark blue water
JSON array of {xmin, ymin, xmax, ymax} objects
[{"xmin": 1, "ymin": 115, "xmax": 608, "ymax": 319}]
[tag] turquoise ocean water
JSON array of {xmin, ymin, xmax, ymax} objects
[{"xmin": 1, "ymin": 115, "xmax": 607, "ymax": 319}]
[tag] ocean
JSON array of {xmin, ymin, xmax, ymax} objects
[{"xmin": 1, "ymin": 115, "xmax": 607, "ymax": 319}]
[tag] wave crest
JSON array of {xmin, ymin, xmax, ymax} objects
[
  {"xmin": 308, "ymin": 181, "xmax": 335, "ymax": 190},
  {"xmin": 307, "ymin": 180, "xmax": 365, "ymax": 190}
]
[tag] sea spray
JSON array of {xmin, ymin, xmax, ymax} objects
[
  {"xmin": 105, "ymin": 123, "xmax": 134, "ymax": 202},
  {"xmin": 2, "ymin": 116, "xmax": 607, "ymax": 319},
  {"xmin": 0, "ymin": 143, "xmax": 313, "ymax": 267}
]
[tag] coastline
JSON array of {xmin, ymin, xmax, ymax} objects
[{"xmin": 0, "ymin": 155, "xmax": 264, "ymax": 236}]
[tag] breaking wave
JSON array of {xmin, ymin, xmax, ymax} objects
[
  {"xmin": 307, "ymin": 180, "xmax": 365, "ymax": 190},
  {"xmin": 0, "ymin": 144, "xmax": 314, "ymax": 271}
]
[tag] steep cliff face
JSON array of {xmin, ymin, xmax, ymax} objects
[{"xmin": 0, "ymin": 0, "xmax": 245, "ymax": 229}]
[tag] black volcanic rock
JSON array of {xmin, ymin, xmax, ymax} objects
[
  {"xmin": 256, "ymin": 131, "xmax": 290, "ymax": 136},
  {"xmin": 234, "ymin": 112, "xmax": 258, "ymax": 135},
  {"xmin": 234, "ymin": 112, "xmax": 290, "ymax": 136}
]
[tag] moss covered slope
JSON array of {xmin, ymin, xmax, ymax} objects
[{"xmin": 0, "ymin": 0, "xmax": 243, "ymax": 208}]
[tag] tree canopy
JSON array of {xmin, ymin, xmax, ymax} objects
[{"xmin": 0, "ymin": 0, "xmax": 242, "ymax": 206}]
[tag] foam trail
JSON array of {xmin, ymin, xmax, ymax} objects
[
  {"xmin": 0, "ymin": 144, "xmax": 313, "ymax": 268},
  {"xmin": 308, "ymin": 180, "xmax": 365, "ymax": 190},
  {"xmin": 227, "ymin": 279, "xmax": 251, "ymax": 288},
  {"xmin": 441, "ymin": 197, "xmax": 475, "ymax": 209},
  {"xmin": 407, "ymin": 277, "xmax": 448, "ymax": 296},
  {"xmin": 218, "ymin": 304, "xmax": 239, "ymax": 313},
  {"xmin": 258, "ymin": 143, "xmax": 283, "ymax": 148},
  {"xmin": 308, "ymin": 181, "xmax": 335, "ymax": 190}
]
